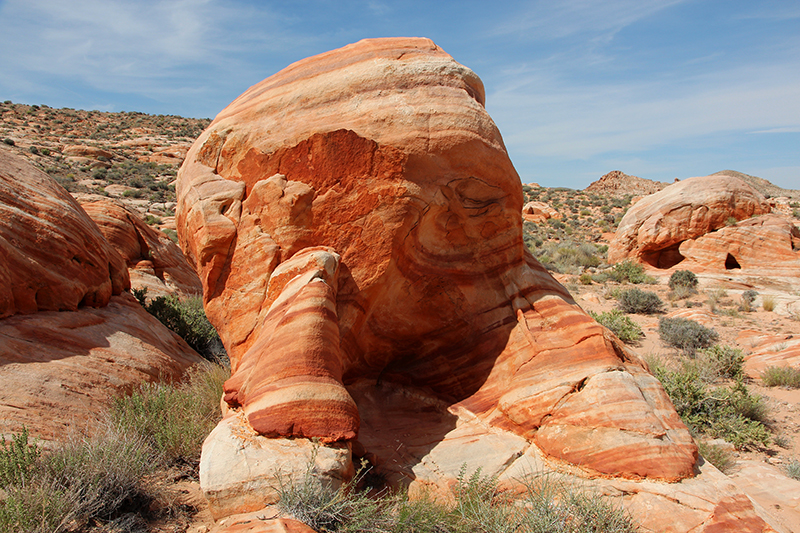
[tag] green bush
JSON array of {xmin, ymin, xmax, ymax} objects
[
  {"xmin": 610, "ymin": 260, "xmax": 655, "ymax": 284},
  {"xmin": 137, "ymin": 290, "xmax": 225, "ymax": 361},
  {"xmin": 696, "ymin": 345, "xmax": 744, "ymax": 381},
  {"xmin": 2, "ymin": 138, "xmax": 15, "ymax": 146},
  {"xmin": 658, "ymin": 317, "xmax": 719, "ymax": 356},
  {"xmin": 617, "ymin": 288, "xmax": 665, "ymax": 314},
  {"xmin": 590, "ymin": 310, "xmax": 643, "ymax": 343},
  {"xmin": 649, "ymin": 359, "xmax": 770, "ymax": 449},
  {"xmin": 0, "ymin": 427, "xmax": 40, "ymax": 487},
  {"xmin": 761, "ymin": 366, "xmax": 800, "ymax": 388},
  {"xmin": 668, "ymin": 270, "xmax": 697, "ymax": 290},
  {"xmin": 785, "ymin": 459, "xmax": 800, "ymax": 481},
  {"xmin": 697, "ymin": 441, "xmax": 734, "ymax": 473},
  {"xmin": 278, "ymin": 463, "xmax": 635, "ymax": 533}
]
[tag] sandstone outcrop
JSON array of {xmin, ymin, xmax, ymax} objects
[
  {"xmin": 0, "ymin": 150, "xmax": 129, "ymax": 318},
  {"xmin": 178, "ymin": 38, "xmax": 775, "ymax": 530},
  {"xmin": 0, "ymin": 150, "xmax": 204, "ymax": 439},
  {"xmin": 82, "ymin": 199, "xmax": 202, "ymax": 298},
  {"xmin": 585, "ymin": 170, "xmax": 667, "ymax": 197},
  {"xmin": 608, "ymin": 174, "xmax": 772, "ymax": 268},
  {"xmin": 736, "ymin": 330, "xmax": 800, "ymax": 379},
  {"xmin": 521, "ymin": 201, "xmax": 561, "ymax": 223}
]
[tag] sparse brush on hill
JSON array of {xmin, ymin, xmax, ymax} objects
[
  {"xmin": 278, "ymin": 462, "xmax": 636, "ymax": 533},
  {"xmin": 527, "ymin": 239, "xmax": 605, "ymax": 274},
  {"xmin": 0, "ymin": 363, "xmax": 228, "ymax": 533}
]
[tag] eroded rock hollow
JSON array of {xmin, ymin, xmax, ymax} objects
[{"xmin": 178, "ymin": 37, "xmax": 700, "ymax": 515}]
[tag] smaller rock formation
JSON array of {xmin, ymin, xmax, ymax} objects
[
  {"xmin": 736, "ymin": 330, "xmax": 800, "ymax": 379},
  {"xmin": 82, "ymin": 199, "xmax": 202, "ymax": 298},
  {"xmin": 521, "ymin": 201, "xmax": 561, "ymax": 223},
  {"xmin": 585, "ymin": 170, "xmax": 668, "ymax": 197},
  {"xmin": 0, "ymin": 150, "xmax": 204, "ymax": 440},
  {"xmin": 608, "ymin": 174, "xmax": 772, "ymax": 268},
  {"xmin": 0, "ymin": 150, "xmax": 129, "ymax": 318}
]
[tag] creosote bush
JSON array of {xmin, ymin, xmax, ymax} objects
[
  {"xmin": 590, "ymin": 310, "xmax": 643, "ymax": 343},
  {"xmin": 648, "ymin": 357, "xmax": 770, "ymax": 449},
  {"xmin": 278, "ymin": 462, "xmax": 636, "ymax": 533},
  {"xmin": 668, "ymin": 270, "xmax": 698, "ymax": 291},
  {"xmin": 658, "ymin": 317, "xmax": 719, "ymax": 356},
  {"xmin": 609, "ymin": 260, "xmax": 655, "ymax": 284},
  {"xmin": 616, "ymin": 288, "xmax": 665, "ymax": 315}
]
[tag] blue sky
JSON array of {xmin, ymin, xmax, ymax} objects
[{"xmin": 1, "ymin": 1, "xmax": 798, "ymax": 190}]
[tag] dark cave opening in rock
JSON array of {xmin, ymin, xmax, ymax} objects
[
  {"xmin": 725, "ymin": 253, "xmax": 741, "ymax": 270},
  {"xmin": 642, "ymin": 242, "xmax": 685, "ymax": 269}
]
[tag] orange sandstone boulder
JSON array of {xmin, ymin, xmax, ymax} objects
[
  {"xmin": 82, "ymin": 199, "xmax": 202, "ymax": 298},
  {"xmin": 608, "ymin": 174, "xmax": 771, "ymax": 268},
  {"xmin": 0, "ymin": 150, "xmax": 204, "ymax": 440},
  {"xmin": 522, "ymin": 201, "xmax": 561, "ymax": 223},
  {"xmin": 0, "ymin": 150, "xmax": 129, "ymax": 318},
  {"xmin": 178, "ymin": 38, "xmax": 774, "ymax": 530}
]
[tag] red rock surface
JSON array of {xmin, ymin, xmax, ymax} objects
[
  {"xmin": 82, "ymin": 199, "xmax": 202, "ymax": 298},
  {"xmin": 0, "ymin": 150, "xmax": 204, "ymax": 440},
  {"xmin": 0, "ymin": 294, "xmax": 204, "ymax": 439},
  {"xmin": 736, "ymin": 330, "xmax": 800, "ymax": 379},
  {"xmin": 0, "ymin": 149, "xmax": 129, "ymax": 318},
  {"xmin": 178, "ymin": 38, "xmax": 774, "ymax": 530},
  {"xmin": 608, "ymin": 174, "xmax": 771, "ymax": 268}
]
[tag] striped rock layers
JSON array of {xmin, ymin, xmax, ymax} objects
[{"xmin": 178, "ymin": 37, "xmax": 699, "ymax": 482}]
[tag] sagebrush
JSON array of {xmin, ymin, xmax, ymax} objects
[{"xmin": 658, "ymin": 317, "xmax": 719, "ymax": 356}]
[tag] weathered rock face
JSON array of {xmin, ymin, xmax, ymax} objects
[
  {"xmin": 82, "ymin": 199, "xmax": 202, "ymax": 298},
  {"xmin": 178, "ymin": 38, "xmax": 774, "ymax": 530},
  {"xmin": 0, "ymin": 151, "xmax": 129, "ymax": 319},
  {"xmin": 0, "ymin": 150, "xmax": 204, "ymax": 440},
  {"xmin": 677, "ymin": 214, "xmax": 800, "ymax": 278},
  {"xmin": 608, "ymin": 175, "xmax": 772, "ymax": 268}
]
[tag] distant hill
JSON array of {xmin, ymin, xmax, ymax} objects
[
  {"xmin": 584, "ymin": 170, "xmax": 669, "ymax": 197},
  {"xmin": 711, "ymin": 170, "xmax": 800, "ymax": 200}
]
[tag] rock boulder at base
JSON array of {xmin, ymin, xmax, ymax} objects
[
  {"xmin": 82, "ymin": 199, "xmax": 202, "ymax": 298},
  {"xmin": 0, "ymin": 149, "xmax": 204, "ymax": 440},
  {"xmin": 521, "ymin": 201, "xmax": 561, "ymax": 223},
  {"xmin": 608, "ymin": 174, "xmax": 771, "ymax": 268},
  {"xmin": 177, "ymin": 38, "xmax": 775, "ymax": 531}
]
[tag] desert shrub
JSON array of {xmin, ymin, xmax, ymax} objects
[
  {"xmin": 785, "ymin": 460, "xmax": 800, "ymax": 481},
  {"xmin": 278, "ymin": 462, "xmax": 635, "ymax": 533},
  {"xmin": 609, "ymin": 260, "xmax": 655, "ymax": 284},
  {"xmin": 695, "ymin": 345, "xmax": 744, "ymax": 381},
  {"xmin": 579, "ymin": 273, "xmax": 593, "ymax": 285},
  {"xmin": 590, "ymin": 310, "xmax": 643, "ymax": 343},
  {"xmin": 658, "ymin": 317, "xmax": 719, "ymax": 356},
  {"xmin": 530, "ymin": 241, "xmax": 604, "ymax": 274},
  {"xmin": 2, "ymin": 138, "xmax": 15, "ymax": 146},
  {"xmin": 617, "ymin": 288, "xmax": 665, "ymax": 314},
  {"xmin": 39, "ymin": 147, "xmax": 50, "ymax": 156},
  {"xmin": 669, "ymin": 270, "xmax": 698, "ymax": 291},
  {"xmin": 140, "ymin": 291, "xmax": 225, "ymax": 361},
  {"xmin": 649, "ymin": 360, "xmax": 770, "ymax": 449},
  {"xmin": 739, "ymin": 290, "xmax": 758, "ymax": 312},
  {"xmin": 28, "ymin": 146, "xmax": 39, "ymax": 155},
  {"xmin": 762, "ymin": 294, "xmax": 776, "ymax": 312},
  {"xmin": 0, "ymin": 427, "xmax": 40, "ymax": 487},
  {"xmin": 110, "ymin": 362, "xmax": 228, "ymax": 465},
  {"xmin": 761, "ymin": 366, "xmax": 800, "ymax": 388},
  {"xmin": 697, "ymin": 441, "xmax": 734, "ymax": 473}
]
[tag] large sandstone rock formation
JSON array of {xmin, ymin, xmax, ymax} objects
[
  {"xmin": 82, "ymin": 199, "xmax": 202, "ymax": 298},
  {"xmin": 585, "ymin": 170, "xmax": 668, "ymax": 197},
  {"xmin": 0, "ymin": 148, "xmax": 129, "ymax": 318},
  {"xmin": 177, "ymin": 39, "xmax": 778, "ymax": 531},
  {"xmin": 0, "ymin": 149, "xmax": 204, "ymax": 439},
  {"xmin": 608, "ymin": 175, "xmax": 800, "ymax": 288},
  {"xmin": 608, "ymin": 174, "xmax": 772, "ymax": 268}
]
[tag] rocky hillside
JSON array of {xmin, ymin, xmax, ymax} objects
[
  {"xmin": 712, "ymin": 169, "xmax": 800, "ymax": 200},
  {"xmin": 0, "ymin": 100, "xmax": 210, "ymax": 238},
  {"xmin": 585, "ymin": 169, "xmax": 669, "ymax": 197}
]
